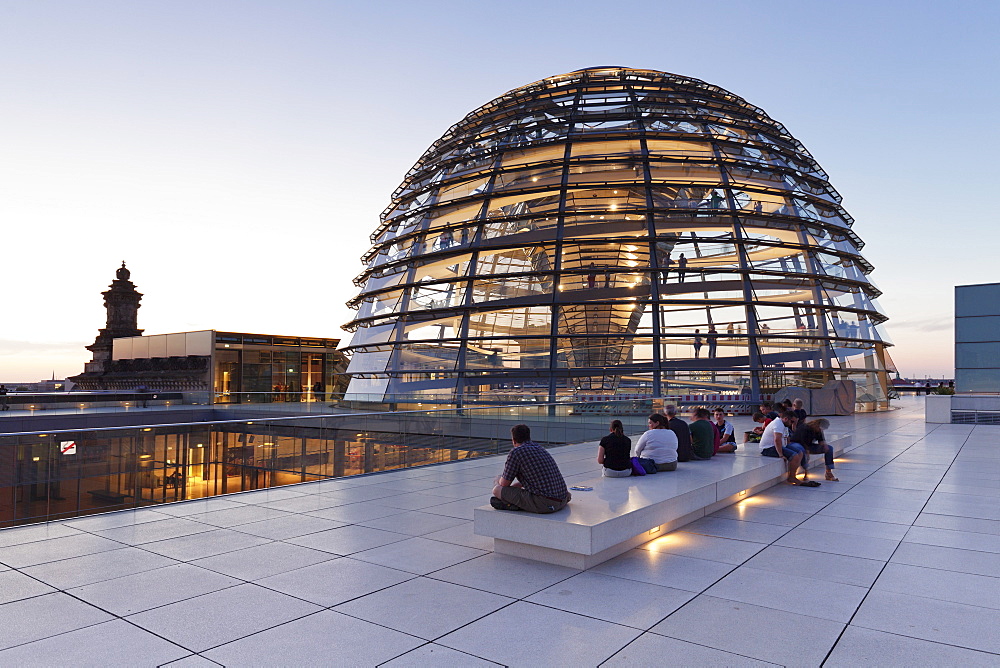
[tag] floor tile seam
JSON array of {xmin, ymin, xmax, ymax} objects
[
  {"xmin": 634, "ymin": 545, "xmax": 766, "ymax": 567},
  {"xmin": 274, "ymin": 523, "xmax": 417, "ymax": 549},
  {"xmin": 714, "ymin": 562, "xmax": 873, "ymax": 595},
  {"xmin": 815, "ymin": 426, "xmax": 973, "ymax": 666},
  {"xmin": 0, "ymin": 528, "xmax": 90, "ymax": 549},
  {"xmin": 7, "ymin": 551, "xmax": 153, "ymax": 591},
  {"xmin": 9, "ymin": 547, "xmax": 187, "ymax": 590},
  {"xmin": 0, "ymin": 615, "xmax": 144, "ymax": 655},
  {"xmin": 913, "ymin": 515, "xmax": 1000, "ymax": 535},
  {"xmin": 601, "ymin": 629, "xmax": 781, "ymax": 668},
  {"xmin": 713, "ymin": 509, "xmax": 814, "ymax": 527},
  {"xmin": 646, "ymin": 530, "xmax": 781, "ymax": 550},
  {"xmin": 91, "ymin": 526, "xmax": 224, "ymax": 547},
  {"xmin": 913, "ymin": 507, "xmax": 1000, "ymax": 522},
  {"xmin": 373, "ymin": 640, "xmax": 497, "ymax": 667},
  {"xmin": 86, "ymin": 579, "xmax": 250, "ymax": 619},
  {"xmin": 68, "ymin": 517, "xmax": 223, "ymax": 543},
  {"xmin": 831, "ymin": 624, "xmax": 1000, "ymax": 661},
  {"xmin": 898, "ymin": 536, "xmax": 1000, "ymax": 557},
  {"xmin": 844, "ymin": 619, "xmax": 1000, "ymax": 657},
  {"xmin": 190, "ymin": 606, "xmax": 351, "ymax": 656},
  {"xmin": 130, "ymin": 534, "xmax": 282, "ymax": 563},
  {"xmin": 347, "ymin": 545, "xmax": 491, "ymax": 578},
  {"xmin": 870, "ymin": 577, "xmax": 1000, "ymax": 608},
  {"xmin": 674, "ymin": 527, "xmax": 789, "ymax": 545},
  {"xmin": 0, "ymin": 543, "xmax": 127, "ymax": 570},
  {"xmin": 422, "ymin": 563, "xmax": 580, "ymax": 600},
  {"xmin": 249, "ymin": 562, "xmax": 421, "ymax": 609},
  {"xmin": 893, "ymin": 429, "xmax": 985, "ymax": 556},
  {"xmin": 223, "ymin": 519, "xmax": 360, "ymax": 542},
  {"xmin": 418, "ymin": 530, "xmax": 491, "ymax": 551},
  {"xmin": 0, "ymin": 588, "xmax": 60, "ymax": 609},
  {"xmin": 150, "ymin": 549, "xmax": 339, "ymax": 590},
  {"xmin": 334, "ymin": 594, "xmax": 521, "ymax": 645},
  {"xmin": 3, "ymin": 580, "xmax": 232, "ymax": 653},
  {"xmin": 795, "ymin": 521, "xmax": 911, "ymax": 542},
  {"xmin": 649, "ymin": 593, "xmax": 848, "ymax": 633}
]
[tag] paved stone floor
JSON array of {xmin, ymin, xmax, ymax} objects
[{"xmin": 0, "ymin": 396, "xmax": 997, "ymax": 666}]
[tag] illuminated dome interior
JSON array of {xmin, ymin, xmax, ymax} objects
[{"xmin": 342, "ymin": 67, "xmax": 894, "ymax": 409}]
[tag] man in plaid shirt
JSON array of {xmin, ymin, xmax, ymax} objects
[{"xmin": 491, "ymin": 424, "xmax": 571, "ymax": 513}]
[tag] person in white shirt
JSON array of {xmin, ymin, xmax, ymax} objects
[
  {"xmin": 632, "ymin": 414, "xmax": 679, "ymax": 472},
  {"xmin": 759, "ymin": 411, "xmax": 806, "ymax": 484}
]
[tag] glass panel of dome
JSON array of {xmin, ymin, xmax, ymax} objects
[
  {"xmin": 349, "ymin": 323, "xmax": 397, "ymax": 347},
  {"xmin": 570, "ymin": 139, "xmax": 642, "ymax": 158},
  {"xmin": 500, "ymin": 144, "xmax": 567, "ymax": 168}
]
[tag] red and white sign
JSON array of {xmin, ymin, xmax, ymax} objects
[{"xmin": 60, "ymin": 441, "xmax": 77, "ymax": 455}]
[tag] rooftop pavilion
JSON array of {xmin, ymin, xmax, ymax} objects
[{"xmin": 0, "ymin": 396, "xmax": 997, "ymax": 665}]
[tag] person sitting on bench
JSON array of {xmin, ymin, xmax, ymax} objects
[
  {"xmin": 792, "ymin": 418, "xmax": 838, "ymax": 482},
  {"xmin": 760, "ymin": 410, "xmax": 806, "ymax": 485},
  {"xmin": 491, "ymin": 424, "xmax": 571, "ymax": 513}
]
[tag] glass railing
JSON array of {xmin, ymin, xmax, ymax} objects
[
  {"xmin": 0, "ymin": 389, "xmax": 766, "ymax": 417},
  {"xmin": 4, "ymin": 399, "xmax": 710, "ymax": 528}
]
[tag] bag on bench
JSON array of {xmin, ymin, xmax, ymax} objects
[{"xmin": 630, "ymin": 457, "xmax": 647, "ymax": 476}]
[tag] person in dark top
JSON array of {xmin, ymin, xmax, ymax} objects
[
  {"xmin": 666, "ymin": 404, "xmax": 696, "ymax": 461},
  {"xmin": 759, "ymin": 401, "xmax": 779, "ymax": 421},
  {"xmin": 689, "ymin": 407, "xmax": 716, "ymax": 459},
  {"xmin": 491, "ymin": 424, "xmax": 571, "ymax": 513},
  {"xmin": 791, "ymin": 418, "xmax": 838, "ymax": 481},
  {"xmin": 713, "ymin": 408, "xmax": 738, "ymax": 453},
  {"xmin": 598, "ymin": 419, "xmax": 632, "ymax": 477},
  {"xmin": 792, "ymin": 398, "xmax": 808, "ymax": 421}
]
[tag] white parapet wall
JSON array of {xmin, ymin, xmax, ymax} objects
[{"xmin": 925, "ymin": 395, "xmax": 953, "ymax": 423}]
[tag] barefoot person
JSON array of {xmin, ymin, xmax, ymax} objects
[
  {"xmin": 793, "ymin": 418, "xmax": 838, "ymax": 481},
  {"xmin": 491, "ymin": 424, "xmax": 571, "ymax": 512},
  {"xmin": 760, "ymin": 410, "xmax": 806, "ymax": 485},
  {"xmin": 598, "ymin": 419, "xmax": 632, "ymax": 477}
]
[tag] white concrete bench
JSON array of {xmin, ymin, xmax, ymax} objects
[{"xmin": 473, "ymin": 435, "xmax": 852, "ymax": 569}]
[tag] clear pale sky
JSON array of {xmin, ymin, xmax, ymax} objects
[{"xmin": 1, "ymin": 0, "xmax": 996, "ymax": 382}]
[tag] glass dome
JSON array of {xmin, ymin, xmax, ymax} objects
[{"xmin": 343, "ymin": 67, "xmax": 894, "ymax": 409}]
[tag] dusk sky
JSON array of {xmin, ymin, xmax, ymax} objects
[{"xmin": 2, "ymin": 0, "xmax": 996, "ymax": 381}]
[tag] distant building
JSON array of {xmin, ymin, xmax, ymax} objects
[
  {"xmin": 955, "ymin": 282, "xmax": 1000, "ymax": 393},
  {"xmin": 71, "ymin": 264, "xmax": 348, "ymax": 401},
  {"xmin": 108, "ymin": 330, "xmax": 346, "ymax": 402},
  {"xmin": 71, "ymin": 261, "xmax": 143, "ymax": 388},
  {"xmin": 927, "ymin": 282, "xmax": 1000, "ymax": 424}
]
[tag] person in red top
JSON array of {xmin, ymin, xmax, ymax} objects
[{"xmin": 491, "ymin": 424, "xmax": 571, "ymax": 513}]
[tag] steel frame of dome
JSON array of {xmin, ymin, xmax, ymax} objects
[{"xmin": 342, "ymin": 67, "xmax": 894, "ymax": 409}]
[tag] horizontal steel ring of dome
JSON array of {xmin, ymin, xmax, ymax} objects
[{"xmin": 343, "ymin": 67, "xmax": 893, "ymax": 409}]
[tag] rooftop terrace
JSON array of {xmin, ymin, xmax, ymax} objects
[{"xmin": 0, "ymin": 396, "xmax": 997, "ymax": 666}]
